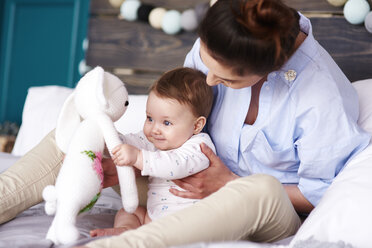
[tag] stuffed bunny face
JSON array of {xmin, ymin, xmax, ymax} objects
[
  {"xmin": 74, "ymin": 67, "xmax": 129, "ymax": 121},
  {"xmin": 56, "ymin": 67, "xmax": 129, "ymax": 153}
]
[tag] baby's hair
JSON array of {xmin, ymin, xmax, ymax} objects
[
  {"xmin": 150, "ymin": 67, "xmax": 213, "ymax": 118},
  {"xmin": 198, "ymin": 0, "xmax": 300, "ymax": 76}
]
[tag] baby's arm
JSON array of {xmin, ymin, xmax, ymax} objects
[
  {"xmin": 141, "ymin": 134, "xmax": 215, "ymax": 179},
  {"xmin": 112, "ymin": 144, "xmax": 143, "ymax": 170},
  {"xmin": 113, "ymin": 131, "xmax": 153, "ymax": 170}
]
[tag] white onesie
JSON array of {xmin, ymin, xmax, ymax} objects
[{"xmin": 119, "ymin": 131, "xmax": 216, "ymax": 220}]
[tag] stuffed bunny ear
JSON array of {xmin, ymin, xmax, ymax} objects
[
  {"xmin": 55, "ymin": 92, "xmax": 81, "ymax": 153},
  {"xmin": 94, "ymin": 66, "xmax": 108, "ymax": 110}
]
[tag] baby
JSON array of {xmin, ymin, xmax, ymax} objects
[{"xmin": 90, "ymin": 67, "xmax": 215, "ymax": 237}]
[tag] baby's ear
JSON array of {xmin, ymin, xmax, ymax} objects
[{"xmin": 193, "ymin": 116, "xmax": 207, "ymax": 134}]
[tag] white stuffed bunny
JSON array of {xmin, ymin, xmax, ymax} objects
[{"xmin": 42, "ymin": 66, "xmax": 138, "ymax": 245}]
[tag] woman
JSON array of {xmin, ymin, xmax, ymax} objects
[
  {"xmin": 1, "ymin": 0, "xmax": 370, "ymax": 247},
  {"xmin": 80, "ymin": 0, "xmax": 369, "ymax": 246}
]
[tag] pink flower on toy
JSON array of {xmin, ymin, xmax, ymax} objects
[{"xmin": 93, "ymin": 152, "xmax": 104, "ymax": 188}]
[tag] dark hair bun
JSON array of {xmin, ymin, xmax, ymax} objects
[
  {"xmin": 235, "ymin": 0, "xmax": 299, "ymax": 61},
  {"xmin": 198, "ymin": 0, "xmax": 300, "ymax": 75},
  {"xmin": 237, "ymin": 0, "xmax": 296, "ymax": 39}
]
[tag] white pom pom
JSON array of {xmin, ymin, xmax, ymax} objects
[
  {"xmin": 162, "ymin": 10, "xmax": 182, "ymax": 35},
  {"xmin": 43, "ymin": 185, "xmax": 57, "ymax": 215},
  {"xmin": 120, "ymin": 0, "xmax": 141, "ymax": 21},
  {"xmin": 43, "ymin": 185, "xmax": 57, "ymax": 201},
  {"xmin": 149, "ymin": 7, "xmax": 167, "ymax": 29},
  {"xmin": 181, "ymin": 9, "xmax": 198, "ymax": 32},
  {"xmin": 344, "ymin": 0, "xmax": 370, "ymax": 25},
  {"xmin": 45, "ymin": 202, "xmax": 57, "ymax": 215}
]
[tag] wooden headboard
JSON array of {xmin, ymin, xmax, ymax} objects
[{"xmin": 86, "ymin": 0, "xmax": 372, "ymax": 94}]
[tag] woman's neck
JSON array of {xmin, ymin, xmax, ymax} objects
[{"xmin": 294, "ymin": 31, "xmax": 307, "ymax": 51}]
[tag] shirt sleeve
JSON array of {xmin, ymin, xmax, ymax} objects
[
  {"xmin": 119, "ymin": 131, "xmax": 154, "ymax": 151},
  {"xmin": 141, "ymin": 133, "xmax": 216, "ymax": 180},
  {"xmin": 293, "ymin": 84, "xmax": 370, "ymax": 206}
]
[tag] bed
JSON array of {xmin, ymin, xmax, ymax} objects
[{"xmin": 1, "ymin": 0, "xmax": 372, "ymax": 247}]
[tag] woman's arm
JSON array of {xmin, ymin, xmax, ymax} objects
[
  {"xmin": 283, "ymin": 184, "xmax": 314, "ymax": 214},
  {"xmin": 170, "ymin": 143, "xmax": 239, "ymax": 199},
  {"xmin": 101, "ymin": 157, "xmax": 142, "ymax": 188},
  {"xmin": 171, "ymin": 144, "xmax": 315, "ymax": 214}
]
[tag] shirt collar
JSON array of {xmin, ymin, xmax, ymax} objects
[{"xmin": 277, "ymin": 12, "xmax": 320, "ymax": 87}]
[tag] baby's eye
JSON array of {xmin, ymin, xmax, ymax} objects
[
  {"xmin": 163, "ymin": 120, "xmax": 171, "ymax": 126},
  {"xmin": 147, "ymin": 116, "xmax": 153, "ymax": 122}
]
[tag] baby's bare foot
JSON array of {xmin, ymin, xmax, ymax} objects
[{"xmin": 90, "ymin": 227, "xmax": 129, "ymax": 237}]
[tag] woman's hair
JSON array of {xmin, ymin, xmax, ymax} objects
[
  {"xmin": 150, "ymin": 67, "xmax": 213, "ymax": 118},
  {"xmin": 198, "ymin": 0, "xmax": 300, "ymax": 76}
]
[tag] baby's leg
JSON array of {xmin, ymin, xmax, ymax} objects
[{"xmin": 90, "ymin": 206, "xmax": 149, "ymax": 237}]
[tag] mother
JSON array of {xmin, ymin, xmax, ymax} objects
[{"xmin": 1, "ymin": 0, "xmax": 370, "ymax": 247}]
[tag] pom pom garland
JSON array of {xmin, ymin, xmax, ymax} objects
[
  {"xmin": 343, "ymin": 0, "xmax": 370, "ymax": 25},
  {"xmin": 149, "ymin": 7, "xmax": 167, "ymax": 29},
  {"xmin": 162, "ymin": 10, "xmax": 182, "ymax": 35},
  {"xmin": 326, "ymin": 0, "xmax": 372, "ymax": 33},
  {"xmin": 327, "ymin": 0, "xmax": 347, "ymax": 7},
  {"xmin": 120, "ymin": 0, "xmax": 141, "ymax": 21},
  {"xmin": 195, "ymin": 2, "xmax": 210, "ymax": 23},
  {"xmin": 210, "ymin": 0, "xmax": 218, "ymax": 7},
  {"xmin": 137, "ymin": 4, "xmax": 155, "ymax": 22},
  {"xmin": 365, "ymin": 11, "xmax": 372, "ymax": 33},
  {"xmin": 109, "ymin": 0, "xmax": 125, "ymax": 8},
  {"xmin": 181, "ymin": 9, "xmax": 198, "ymax": 32},
  {"xmin": 119, "ymin": 0, "xmax": 210, "ymax": 35}
]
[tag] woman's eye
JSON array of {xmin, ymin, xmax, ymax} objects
[
  {"xmin": 164, "ymin": 121, "xmax": 171, "ymax": 126},
  {"xmin": 223, "ymin": 80, "xmax": 232, "ymax": 86}
]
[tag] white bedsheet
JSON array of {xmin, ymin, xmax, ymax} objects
[
  {"xmin": 0, "ymin": 152, "xmax": 122, "ymax": 248},
  {"xmin": 0, "ymin": 152, "xmax": 21, "ymax": 173}
]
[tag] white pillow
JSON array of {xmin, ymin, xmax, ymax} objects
[
  {"xmin": 354, "ymin": 79, "xmax": 372, "ymax": 134},
  {"xmin": 12, "ymin": 85, "xmax": 147, "ymax": 156},
  {"xmin": 290, "ymin": 79, "xmax": 372, "ymax": 247},
  {"xmin": 12, "ymin": 86, "xmax": 73, "ymax": 156}
]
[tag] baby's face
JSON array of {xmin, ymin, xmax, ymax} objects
[{"xmin": 143, "ymin": 91, "xmax": 197, "ymax": 150}]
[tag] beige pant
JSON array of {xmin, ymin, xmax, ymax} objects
[
  {"xmin": 86, "ymin": 175, "xmax": 301, "ymax": 248},
  {"xmin": 0, "ymin": 130, "xmax": 301, "ymax": 246},
  {"xmin": 0, "ymin": 130, "xmax": 64, "ymax": 224}
]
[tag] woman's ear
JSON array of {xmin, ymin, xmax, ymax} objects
[{"xmin": 193, "ymin": 116, "xmax": 207, "ymax": 134}]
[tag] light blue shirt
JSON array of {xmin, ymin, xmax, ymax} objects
[{"xmin": 183, "ymin": 14, "xmax": 370, "ymax": 206}]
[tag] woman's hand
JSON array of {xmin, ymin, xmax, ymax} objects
[
  {"xmin": 101, "ymin": 156, "xmax": 142, "ymax": 188},
  {"xmin": 101, "ymin": 158, "xmax": 119, "ymax": 188},
  {"xmin": 170, "ymin": 143, "xmax": 239, "ymax": 199}
]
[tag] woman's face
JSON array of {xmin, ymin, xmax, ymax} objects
[{"xmin": 200, "ymin": 42, "xmax": 263, "ymax": 89}]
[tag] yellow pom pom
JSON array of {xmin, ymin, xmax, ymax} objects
[
  {"xmin": 327, "ymin": 0, "xmax": 347, "ymax": 7},
  {"xmin": 109, "ymin": 0, "xmax": 125, "ymax": 8},
  {"xmin": 149, "ymin": 7, "xmax": 167, "ymax": 29}
]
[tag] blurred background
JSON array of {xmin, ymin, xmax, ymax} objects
[{"xmin": 0, "ymin": 0, "xmax": 371, "ymax": 130}]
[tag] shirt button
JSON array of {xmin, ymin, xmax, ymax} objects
[{"xmin": 284, "ymin": 70, "xmax": 297, "ymax": 82}]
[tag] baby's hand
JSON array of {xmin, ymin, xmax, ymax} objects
[{"xmin": 112, "ymin": 144, "xmax": 143, "ymax": 170}]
